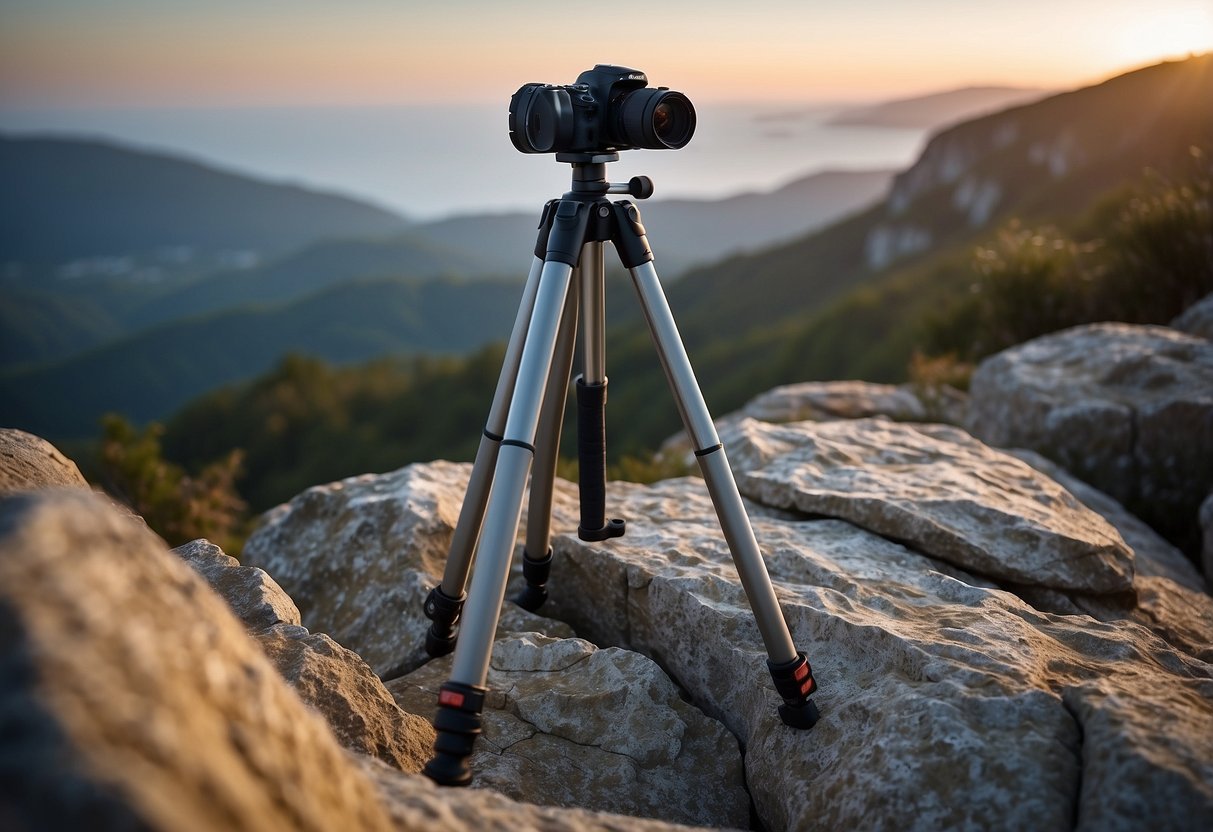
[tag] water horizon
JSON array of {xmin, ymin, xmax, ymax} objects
[{"xmin": 0, "ymin": 102, "xmax": 929, "ymax": 221}]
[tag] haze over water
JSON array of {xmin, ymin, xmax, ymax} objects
[{"xmin": 0, "ymin": 102, "xmax": 927, "ymax": 220}]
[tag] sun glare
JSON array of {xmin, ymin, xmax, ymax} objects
[{"xmin": 1109, "ymin": 5, "xmax": 1213, "ymax": 67}]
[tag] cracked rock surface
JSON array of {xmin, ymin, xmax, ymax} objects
[
  {"xmin": 389, "ymin": 633, "xmax": 750, "ymax": 829},
  {"xmin": 250, "ymin": 449, "xmax": 1213, "ymax": 830}
]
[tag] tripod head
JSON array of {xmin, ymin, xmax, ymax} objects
[{"xmin": 556, "ymin": 152, "xmax": 655, "ymax": 200}]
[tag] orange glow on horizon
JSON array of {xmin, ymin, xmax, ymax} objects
[{"xmin": 0, "ymin": 1, "xmax": 1210, "ymax": 109}]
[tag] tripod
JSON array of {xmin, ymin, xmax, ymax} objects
[{"xmin": 422, "ymin": 152, "xmax": 819, "ymax": 786}]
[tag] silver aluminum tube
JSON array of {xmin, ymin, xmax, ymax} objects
[
  {"xmin": 579, "ymin": 241, "xmax": 606, "ymax": 384},
  {"xmin": 627, "ymin": 261, "xmax": 719, "ymax": 450}
]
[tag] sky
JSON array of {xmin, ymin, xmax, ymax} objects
[{"xmin": 2, "ymin": 0, "xmax": 1212, "ymax": 109}]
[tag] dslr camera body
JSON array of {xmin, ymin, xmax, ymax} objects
[{"xmin": 509, "ymin": 64, "xmax": 695, "ymax": 155}]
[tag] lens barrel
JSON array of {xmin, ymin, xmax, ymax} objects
[
  {"xmin": 617, "ymin": 89, "xmax": 696, "ymax": 149},
  {"xmin": 509, "ymin": 84, "xmax": 574, "ymax": 153}
]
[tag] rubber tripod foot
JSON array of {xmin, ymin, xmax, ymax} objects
[
  {"xmin": 425, "ymin": 625, "xmax": 458, "ymax": 658},
  {"xmin": 512, "ymin": 583, "xmax": 548, "ymax": 612},
  {"xmin": 778, "ymin": 698, "xmax": 821, "ymax": 729},
  {"xmin": 424, "ymin": 682, "xmax": 486, "ymax": 787}
]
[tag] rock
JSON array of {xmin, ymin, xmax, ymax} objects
[
  {"xmin": 390, "ymin": 633, "xmax": 750, "ymax": 829},
  {"xmin": 1172, "ymin": 292, "xmax": 1213, "ymax": 340},
  {"xmin": 311, "ymin": 460, "xmax": 1213, "ymax": 831},
  {"xmin": 661, "ymin": 380, "xmax": 935, "ymax": 464},
  {"xmin": 256, "ymin": 624, "xmax": 435, "ymax": 773},
  {"xmin": 0, "ymin": 428, "xmax": 88, "ymax": 493},
  {"xmin": 742, "ymin": 380, "xmax": 927, "ymax": 423},
  {"xmin": 541, "ymin": 475, "xmax": 1213, "ymax": 832},
  {"xmin": 242, "ymin": 461, "xmax": 575, "ymax": 679},
  {"xmin": 723, "ymin": 417, "xmax": 1134, "ymax": 593},
  {"xmin": 241, "ymin": 461, "xmax": 471, "ymax": 678},
  {"xmin": 171, "ymin": 538, "xmax": 435, "ymax": 773},
  {"xmin": 0, "ymin": 489, "xmax": 395, "ymax": 832},
  {"xmin": 1006, "ymin": 450, "xmax": 1202, "ymax": 591},
  {"xmin": 966, "ymin": 323, "xmax": 1213, "ymax": 555},
  {"xmin": 354, "ymin": 755, "xmax": 735, "ymax": 832},
  {"xmin": 174, "ymin": 538, "xmax": 302, "ymax": 631}
]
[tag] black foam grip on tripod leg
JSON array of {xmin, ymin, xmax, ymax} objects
[{"xmin": 576, "ymin": 376, "xmax": 608, "ymax": 535}]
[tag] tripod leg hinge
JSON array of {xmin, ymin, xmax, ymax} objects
[
  {"xmin": 423, "ymin": 586, "xmax": 466, "ymax": 658},
  {"xmin": 512, "ymin": 548, "xmax": 553, "ymax": 612},
  {"xmin": 423, "ymin": 681, "xmax": 488, "ymax": 786},
  {"xmin": 768, "ymin": 652, "xmax": 820, "ymax": 730}
]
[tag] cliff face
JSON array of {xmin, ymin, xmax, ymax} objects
[
  {"xmin": 867, "ymin": 54, "xmax": 1213, "ymax": 271},
  {"xmin": 3, "ymin": 316, "xmax": 1212, "ymax": 831}
]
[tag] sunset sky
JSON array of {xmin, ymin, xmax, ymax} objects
[{"xmin": 2, "ymin": 0, "xmax": 1212, "ymax": 108}]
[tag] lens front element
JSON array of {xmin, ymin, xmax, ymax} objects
[{"xmin": 618, "ymin": 89, "xmax": 696, "ymax": 149}]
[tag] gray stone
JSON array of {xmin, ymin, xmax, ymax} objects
[
  {"xmin": 355, "ymin": 755, "xmax": 735, "ymax": 832},
  {"xmin": 1006, "ymin": 450, "xmax": 1202, "ymax": 591},
  {"xmin": 174, "ymin": 538, "xmax": 302, "ymax": 631},
  {"xmin": 317, "ymin": 460, "xmax": 1213, "ymax": 831},
  {"xmin": 0, "ymin": 428, "xmax": 88, "ymax": 493},
  {"xmin": 242, "ymin": 461, "xmax": 574, "ymax": 678},
  {"xmin": 540, "ymin": 475, "xmax": 1213, "ymax": 832},
  {"xmin": 0, "ymin": 489, "xmax": 395, "ymax": 832},
  {"xmin": 661, "ymin": 379, "xmax": 937, "ymax": 464},
  {"xmin": 256, "ymin": 624, "xmax": 435, "ymax": 773},
  {"xmin": 390, "ymin": 634, "xmax": 750, "ymax": 829},
  {"xmin": 966, "ymin": 323, "xmax": 1213, "ymax": 555},
  {"xmin": 1172, "ymin": 292, "xmax": 1213, "ymax": 340},
  {"xmin": 724, "ymin": 417, "xmax": 1134, "ymax": 593},
  {"xmin": 743, "ymin": 380, "xmax": 927, "ymax": 423}
]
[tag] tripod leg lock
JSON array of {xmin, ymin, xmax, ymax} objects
[
  {"xmin": 512, "ymin": 547, "xmax": 553, "ymax": 612},
  {"xmin": 423, "ymin": 681, "xmax": 488, "ymax": 787},
  {"xmin": 423, "ymin": 586, "xmax": 466, "ymax": 658},
  {"xmin": 768, "ymin": 651, "xmax": 820, "ymax": 730}
]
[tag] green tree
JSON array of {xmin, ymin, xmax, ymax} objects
[{"xmin": 97, "ymin": 414, "xmax": 248, "ymax": 552}]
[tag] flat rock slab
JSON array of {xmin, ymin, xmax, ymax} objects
[
  {"xmin": 535, "ymin": 474, "xmax": 1213, "ymax": 832},
  {"xmin": 391, "ymin": 634, "xmax": 750, "ymax": 829},
  {"xmin": 723, "ymin": 417, "xmax": 1134, "ymax": 593},
  {"xmin": 966, "ymin": 322, "xmax": 1213, "ymax": 553}
]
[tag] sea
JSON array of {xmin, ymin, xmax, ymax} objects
[{"xmin": 0, "ymin": 102, "xmax": 928, "ymax": 221}]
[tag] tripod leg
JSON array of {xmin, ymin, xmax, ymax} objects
[
  {"xmin": 621, "ymin": 245, "xmax": 819, "ymax": 729},
  {"xmin": 425, "ymin": 255, "xmax": 579, "ymax": 785},
  {"xmin": 424, "ymin": 256, "xmax": 545, "ymax": 657},
  {"xmin": 514, "ymin": 267, "xmax": 580, "ymax": 611}
]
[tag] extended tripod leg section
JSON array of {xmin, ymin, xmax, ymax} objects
[
  {"xmin": 425, "ymin": 200, "xmax": 592, "ymax": 786},
  {"xmin": 611, "ymin": 201, "xmax": 819, "ymax": 729}
]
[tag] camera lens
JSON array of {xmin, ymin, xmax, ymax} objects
[
  {"xmin": 509, "ymin": 84, "xmax": 574, "ymax": 153},
  {"xmin": 617, "ymin": 89, "xmax": 696, "ymax": 149}
]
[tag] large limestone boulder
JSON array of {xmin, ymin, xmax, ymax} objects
[
  {"xmin": 0, "ymin": 489, "xmax": 395, "ymax": 832},
  {"xmin": 965, "ymin": 323, "xmax": 1213, "ymax": 555},
  {"xmin": 288, "ymin": 457, "xmax": 1213, "ymax": 831},
  {"xmin": 0, "ymin": 427, "xmax": 88, "ymax": 493},
  {"xmin": 242, "ymin": 461, "xmax": 574, "ymax": 678},
  {"xmin": 390, "ymin": 634, "xmax": 750, "ymax": 829}
]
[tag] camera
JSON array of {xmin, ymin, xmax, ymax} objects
[{"xmin": 509, "ymin": 64, "xmax": 696, "ymax": 155}]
